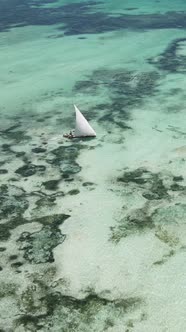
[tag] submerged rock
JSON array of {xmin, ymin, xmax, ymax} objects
[
  {"xmin": 148, "ymin": 38, "xmax": 186, "ymax": 73},
  {"xmin": 60, "ymin": 162, "xmax": 81, "ymax": 175},
  {"xmin": 152, "ymin": 203, "xmax": 186, "ymax": 225},
  {"xmin": 0, "ymin": 184, "xmax": 28, "ymax": 220},
  {"xmin": 0, "ymin": 169, "xmax": 8, "ymax": 174},
  {"xmin": 0, "ymin": 281, "xmax": 17, "ymax": 299},
  {"xmin": 110, "ymin": 207, "xmax": 153, "ymax": 242},
  {"xmin": 1, "ymin": 0, "xmax": 186, "ymax": 36},
  {"xmin": 111, "ymin": 168, "xmax": 186, "ymax": 242},
  {"xmin": 17, "ymin": 214, "xmax": 69, "ymax": 264},
  {"xmin": 1, "ymin": 144, "xmax": 11, "ymax": 152},
  {"xmin": 42, "ymin": 180, "xmax": 60, "ymax": 191},
  {"xmin": 173, "ymin": 175, "xmax": 184, "ymax": 182},
  {"xmin": 170, "ymin": 183, "xmax": 185, "ymax": 191},
  {"xmin": 0, "ymin": 247, "xmax": 6, "ymax": 252},
  {"xmin": 82, "ymin": 182, "xmax": 95, "ymax": 187},
  {"xmin": 51, "ymin": 145, "xmax": 80, "ymax": 163},
  {"xmin": 73, "ymin": 68, "xmax": 160, "ymax": 133},
  {"xmin": 0, "ymin": 215, "xmax": 27, "ymax": 241},
  {"xmin": 117, "ymin": 168, "xmax": 150, "ymax": 185},
  {"xmin": 117, "ymin": 168, "xmax": 169, "ymax": 200},
  {"xmin": 15, "ymin": 164, "xmax": 46, "ymax": 177},
  {"xmin": 33, "ymin": 214, "xmax": 70, "ymax": 227},
  {"xmin": 32, "ymin": 147, "xmax": 47, "ymax": 153},
  {"xmin": 68, "ymin": 189, "xmax": 80, "ymax": 195},
  {"xmin": 19, "ymin": 283, "xmax": 48, "ymax": 317},
  {"xmin": 18, "ymin": 226, "xmax": 65, "ymax": 264},
  {"xmin": 73, "ymin": 80, "xmax": 99, "ymax": 95},
  {"xmin": 16, "ymin": 283, "xmax": 143, "ymax": 332},
  {"xmin": 35, "ymin": 196, "xmax": 57, "ymax": 209},
  {"xmin": 48, "ymin": 145, "xmax": 83, "ymax": 176},
  {"xmin": 9, "ymin": 254, "xmax": 18, "ymax": 260},
  {"xmin": 11, "ymin": 261, "xmax": 23, "ymax": 268},
  {"xmin": 2, "ymin": 129, "xmax": 31, "ymax": 143},
  {"xmin": 143, "ymin": 178, "xmax": 168, "ymax": 200}
]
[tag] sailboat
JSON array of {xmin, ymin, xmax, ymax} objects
[{"xmin": 63, "ymin": 105, "xmax": 96, "ymax": 139}]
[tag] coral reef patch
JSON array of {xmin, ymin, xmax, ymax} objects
[
  {"xmin": 17, "ymin": 214, "xmax": 69, "ymax": 264},
  {"xmin": 110, "ymin": 167, "xmax": 186, "ymax": 243},
  {"xmin": 1, "ymin": 1, "xmax": 186, "ymax": 35},
  {"xmin": 148, "ymin": 38, "xmax": 186, "ymax": 73}
]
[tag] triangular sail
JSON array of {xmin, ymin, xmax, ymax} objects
[{"xmin": 74, "ymin": 105, "xmax": 96, "ymax": 137}]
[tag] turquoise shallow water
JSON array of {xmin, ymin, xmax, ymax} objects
[{"xmin": 1, "ymin": 1, "xmax": 186, "ymax": 331}]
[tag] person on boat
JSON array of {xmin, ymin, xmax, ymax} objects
[
  {"xmin": 63, "ymin": 130, "xmax": 75, "ymax": 139},
  {"xmin": 69, "ymin": 130, "xmax": 74, "ymax": 138}
]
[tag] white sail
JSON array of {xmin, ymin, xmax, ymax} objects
[{"xmin": 74, "ymin": 105, "xmax": 96, "ymax": 137}]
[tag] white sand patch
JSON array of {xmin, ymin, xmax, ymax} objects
[{"xmin": 132, "ymin": 250, "xmax": 186, "ymax": 331}]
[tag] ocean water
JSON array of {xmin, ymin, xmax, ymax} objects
[{"xmin": 1, "ymin": 0, "xmax": 186, "ymax": 331}]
